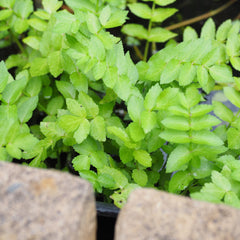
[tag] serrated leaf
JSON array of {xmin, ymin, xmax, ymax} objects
[
  {"xmin": 89, "ymin": 36, "xmax": 105, "ymax": 61},
  {"xmin": 191, "ymin": 115, "xmax": 221, "ymax": 130},
  {"xmin": 162, "ymin": 116, "xmax": 189, "ymax": 131},
  {"xmin": 213, "ymin": 101, "xmax": 233, "ymax": 123},
  {"xmin": 133, "ymin": 149, "xmax": 152, "ymax": 167},
  {"xmin": 168, "ymin": 171, "xmax": 193, "ymax": 193},
  {"xmin": 98, "ymin": 173, "xmax": 116, "ymax": 189},
  {"xmin": 127, "ymin": 122, "xmax": 145, "ymax": 142},
  {"xmin": 209, "ymin": 65, "xmax": 234, "ymax": 83},
  {"xmin": 30, "ymin": 57, "xmax": 49, "ymax": 77},
  {"xmin": 148, "ymin": 27, "xmax": 177, "ymax": 42},
  {"xmin": 0, "ymin": 61, "xmax": 10, "ymax": 93},
  {"xmin": 73, "ymin": 119, "xmax": 90, "ymax": 144},
  {"xmin": 152, "ymin": 7, "xmax": 177, "ymax": 22},
  {"xmin": 47, "ymin": 51, "xmax": 63, "ymax": 78},
  {"xmin": 230, "ymin": 57, "xmax": 240, "ymax": 71},
  {"xmin": 121, "ymin": 24, "xmax": 148, "ymax": 40},
  {"xmin": 200, "ymin": 18, "xmax": 216, "ymax": 40},
  {"xmin": 103, "ymin": 66, "xmax": 117, "ymax": 88},
  {"xmin": 103, "ymin": 9, "xmax": 128, "ymax": 28},
  {"xmin": 144, "ymin": 83, "xmax": 162, "ymax": 110},
  {"xmin": 159, "ymin": 129, "xmax": 190, "ymax": 144},
  {"xmin": 99, "ymin": 5, "xmax": 111, "ymax": 26},
  {"xmin": 178, "ymin": 62, "xmax": 196, "ymax": 86},
  {"xmin": 201, "ymin": 183, "xmax": 225, "ymax": 200},
  {"xmin": 58, "ymin": 114, "xmax": 82, "ymax": 133},
  {"xmin": 23, "ymin": 36, "xmax": 40, "ymax": 50},
  {"xmin": 90, "ymin": 116, "xmax": 106, "ymax": 142},
  {"xmin": 211, "ymin": 170, "xmax": 231, "ymax": 192},
  {"xmin": 6, "ymin": 144, "xmax": 22, "ymax": 159},
  {"xmin": 190, "ymin": 104, "xmax": 213, "ymax": 117},
  {"xmin": 161, "ymin": 59, "xmax": 180, "ymax": 84},
  {"xmin": 18, "ymin": 96, "xmax": 38, "ymax": 123},
  {"xmin": 183, "ymin": 26, "xmax": 198, "ymax": 41},
  {"xmin": 191, "ymin": 130, "xmax": 223, "ymax": 146},
  {"xmin": 42, "ymin": 0, "xmax": 62, "ymax": 13},
  {"xmin": 227, "ymin": 127, "xmax": 240, "ymax": 149},
  {"xmin": 66, "ymin": 98, "xmax": 86, "ymax": 118},
  {"xmin": 28, "ymin": 18, "xmax": 47, "ymax": 31},
  {"xmin": 224, "ymin": 191, "xmax": 240, "ymax": 208},
  {"xmin": 127, "ymin": 95, "xmax": 144, "ymax": 123},
  {"xmin": 92, "ymin": 61, "xmax": 107, "ymax": 80},
  {"xmin": 119, "ymin": 146, "xmax": 133, "ymax": 164},
  {"xmin": 166, "ymin": 145, "xmax": 192, "ymax": 172},
  {"xmin": 226, "ymin": 33, "xmax": 240, "ymax": 57},
  {"xmin": 13, "ymin": 0, "xmax": 33, "ymax": 18},
  {"xmin": 89, "ymin": 151, "xmax": 108, "ymax": 169},
  {"xmin": 141, "ymin": 110, "xmax": 157, "ymax": 133},
  {"xmin": 87, "ymin": 12, "xmax": 101, "ymax": 34},
  {"xmin": 224, "ymin": 87, "xmax": 240, "ymax": 108},
  {"xmin": 132, "ymin": 169, "xmax": 148, "ymax": 187},
  {"xmin": 72, "ymin": 155, "xmax": 90, "ymax": 171},
  {"xmin": 128, "ymin": 3, "xmax": 151, "ymax": 19},
  {"xmin": 216, "ymin": 19, "xmax": 232, "ymax": 42},
  {"xmin": 56, "ymin": 81, "xmax": 76, "ymax": 99},
  {"xmin": 70, "ymin": 72, "xmax": 88, "ymax": 93},
  {"xmin": 0, "ymin": 9, "xmax": 12, "ymax": 20}
]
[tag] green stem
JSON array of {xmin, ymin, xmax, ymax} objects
[
  {"xmin": 9, "ymin": 30, "xmax": 27, "ymax": 55},
  {"xmin": 143, "ymin": 2, "xmax": 155, "ymax": 62}
]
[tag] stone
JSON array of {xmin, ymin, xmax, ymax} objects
[
  {"xmin": 0, "ymin": 161, "xmax": 96, "ymax": 240},
  {"xmin": 115, "ymin": 188, "xmax": 240, "ymax": 240}
]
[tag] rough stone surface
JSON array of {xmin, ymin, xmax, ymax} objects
[
  {"xmin": 0, "ymin": 161, "xmax": 96, "ymax": 240},
  {"xmin": 115, "ymin": 188, "xmax": 240, "ymax": 240}
]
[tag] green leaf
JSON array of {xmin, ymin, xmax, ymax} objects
[
  {"xmin": 191, "ymin": 115, "xmax": 221, "ymax": 130},
  {"xmin": 0, "ymin": 61, "xmax": 10, "ymax": 93},
  {"xmin": 213, "ymin": 101, "xmax": 233, "ymax": 123},
  {"xmin": 162, "ymin": 116, "xmax": 189, "ymax": 131},
  {"xmin": 168, "ymin": 171, "xmax": 193, "ymax": 193},
  {"xmin": 89, "ymin": 36, "xmax": 105, "ymax": 61},
  {"xmin": 154, "ymin": 0, "xmax": 176, "ymax": 6},
  {"xmin": 141, "ymin": 110, "xmax": 157, "ymax": 133},
  {"xmin": 147, "ymin": 129, "xmax": 165, "ymax": 152},
  {"xmin": 42, "ymin": 0, "xmax": 63, "ymax": 13},
  {"xmin": 224, "ymin": 87, "xmax": 240, "ymax": 108},
  {"xmin": 28, "ymin": 18, "xmax": 47, "ymax": 31},
  {"xmin": 133, "ymin": 149, "xmax": 152, "ymax": 168},
  {"xmin": 87, "ymin": 12, "xmax": 101, "ymax": 34},
  {"xmin": 183, "ymin": 26, "xmax": 198, "ymax": 41},
  {"xmin": 98, "ymin": 173, "xmax": 116, "ymax": 189},
  {"xmin": 78, "ymin": 91, "xmax": 99, "ymax": 119},
  {"xmin": 209, "ymin": 65, "xmax": 234, "ymax": 83},
  {"xmin": 30, "ymin": 57, "xmax": 49, "ymax": 77},
  {"xmin": 47, "ymin": 51, "xmax": 63, "ymax": 78},
  {"xmin": 161, "ymin": 59, "xmax": 180, "ymax": 84},
  {"xmin": 40, "ymin": 122, "xmax": 64, "ymax": 138},
  {"xmin": 6, "ymin": 143, "xmax": 22, "ymax": 159},
  {"xmin": 102, "ymin": 66, "xmax": 117, "ymax": 88},
  {"xmin": 227, "ymin": 127, "xmax": 240, "ymax": 149},
  {"xmin": 127, "ymin": 122, "xmax": 145, "ymax": 142},
  {"xmin": 121, "ymin": 24, "xmax": 148, "ymax": 40},
  {"xmin": 127, "ymin": 95, "xmax": 144, "ymax": 123},
  {"xmin": 72, "ymin": 155, "xmax": 90, "ymax": 171},
  {"xmin": 191, "ymin": 130, "xmax": 223, "ymax": 146},
  {"xmin": 226, "ymin": 33, "xmax": 240, "ymax": 57},
  {"xmin": 119, "ymin": 146, "xmax": 133, "ymax": 164},
  {"xmin": 166, "ymin": 145, "xmax": 192, "ymax": 172},
  {"xmin": 231, "ymin": 169, "xmax": 240, "ymax": 182},
  {"xmin": 190, "ymin": 104, "xmax": 213, "ymax": 117},
  {"xmin": 58, "ymin": 115, "xmax": 82, "ymax": 133},
  {"xmin": 152, "ymin": 8, "xmax": 177, "ymax": 22},
  {"xmin": 64, "ymin": 0, "xmax": 95, "ymax": 12},
  {"xmin": 128, "ymin": 3, "xmax": 151, "ymax": 19},
  {"xmin": 230, "ymin": 57, "xmax": 240, "ymax": 71},
  {"xmin": 216, "ymin": 19, "xmax": 232, "ymax": 42},
  {"xmin": 0, "ymin": 9, "xmax": 12, "ymax": 20},
  {"xmin": 224, "ymin": 191, "xmax": 240, "ymax": 208},
  {"xmin": 2, "ymin": 76, "xmax": 27, "ymax": 104},
  {"xmin": 201, "ymin": 183, "xmax": 225, "ymax": 200},
  {"xmin": 99, "ymin": 5, "xmax": 111, "ymax": 26},
  {"xmin": 211, "ymin": 170, "xmax": 231, "ymax": 192},
  {"xmin": 148, "ymin": 27, "xmax": 177, "ymax": 42},
  {"xmin": 200, "ymin": 18, "xmax": 216, "ymax": 40},
  {"xmin": 103, "ymin": 9, "xmax": 128, "ymax": 28},
  {"xmin": 155, "ymin": 88, "xmax": 179, "ymax": 110},
  {"xmin": 99, "ymin": 166, "xmax": 128, "ymax": 189},
  {"xmin": 18, "ymin": 96, "xmax": 38, "ymax": 123},
  {"xmin": 23, "ymin": 36, "xmax": 40, "ymax": 50},
  {"xmin": 66, "ymin": 98, "xmax": 86, "ymax": 118},
  {"xmin": 132, "ymin": 169, "xmax": 148, "ymax": 187},
  {"xmin": 159, "ymin": 129, "xmax": 190, "ymax": 144},
  {"xmin": 90, "ymin": 116, "xmax": 106, "ymax": 142},
  {"xmin": 178, "ymin": 62, "xmax": 196, "ymax": 86},
  {"xmin": 56, "ymin": 81, "xmax": 76, "ymax": 99},
  {"xmin": 74, "ymin": 119, "xmax": 90, "ymax": 144},
  {"xmin": 13, "ymin": 0, "xmax": 33, "ymax": 18},
  {"xmin": 70, "ymin": 72, "xmax": 88, "ymax": 93},
  {"xmin": 92, "ymin": 61, "xmax": 107, "ymax": 80},
  {"xmin": 144, "ymin": 83, "xmax": 162, "ymax": 111},
  {"xmin": 89, "ymin": 151, "xmax": 108, "ymax": 169},
  {"xmin": 13, "ymin": 18, "xmax": 29, "ymax": 34},
  {"xmin": 0, "ymin": 0, "xmax": 15, "ymax": 8}
]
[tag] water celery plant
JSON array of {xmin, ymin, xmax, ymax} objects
[{"xmin": 0, "ymin": 0, "xmax": 240, "ymax": 209}]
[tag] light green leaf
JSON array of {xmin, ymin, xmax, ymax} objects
[
  {"xmin": 87, "ymin": 12, "xmax": 101, "ymax": 34},
  {"xmin": 121, "ymin": 24, "xmax": 148, "ymax": 40},
  {"xmin": 56, "ymin": 81, "xmax": 76, "ymax": 99},
  {"xmin": 168, "ymin": 171, "xmax": 193, "ymax": 193},
  {"xmin": 47, "ymin": 51, "xmax": 63, "ymax": 78},
  {"xmin": 30, "ymin": 57, "xmax": 49, "ymax": 77},
  {"xmin": 226, "ymin": 33, "xmax": 240, "ymax": 57},
  {"xmin": 191, "ymin": 130, "xmax": 223, "ymax": 146},
  {"xmin": 144, "ymin": 83, "xmax": 162, "ymax": 110},
  {"xmin": 224, "ymin": 87, "xmax": 240, "ymax": 108},
  {"xmin": 183, "ymin": 26, "xmax": 198, "ymax": 41},
  {"xmin": 201, "ymin": 183, "xmax": 225, "ymax": 200},
  {"xmin": 90, "ymin": 116, "xmax": 106, "ymax": 142},
  {"xmin": 0, "ymin": 0, "xmax": 15, "ymax": 8},
  {"xmin": 89, "ymin": 36, "xmax": 105, "ymax": 61},
  {"xmin": 64, "ymin": 0, "xmax": 95, "ymax": 12},
  {"xmin": 127, "ymin": 122, "xmax": 145, "ymax": 142},
  {"xmin": 89, "ymin": 151, "xmax": 108, "ymax": 169},
  {"xmin": 119, "ymin": 146, "xmax": 133, "ymax": 164},
  {"xmin": 92, "ymin": 61, "xmax": 107, "ymax": 80},
  {"xmin": 98, "ymin": 173, "xmax": 116, "ymax": 189},
  {"xmin": 70, "ymin": 72, "xmax": 88, "ymax": 93},
  {"xmin": 42, "ymin": 0, "xmax": 62, "ymax": 13},
  {"xmin": 141, "ymin": 110, "xmax": 157, "ymax": 133},
  {"xmin": 213, "ymin": 101, "xmax": 233, "ymax": 123},
  {"xmin": 103, "ymin": 66, "xmax": 117, "ymax": 88},
  {"xmin": 78, "ymin": 91, "xmax": 99, "ymax": 119},
  {"xmin": 224, "ymin": 191, "xmax": 240, "ymax": 208},
  {"xmin": 191, "ymin": 115, "xmax": 221, "ymax": 130},
  {"xmin": 154, "ymin": 0, "xmax": 176, "ymax": 6},
  {"xmin": 166, "ymin": 145, "xmax": 192, "ymax": 172},
  {"xmin": 155, "ymin": 88, "xmax": 179, "ymax": 110},
  {"xmin": 72, "ymin": 155, "xmax": 90, "ymax": 171},
  {"xmin": 66, "ymin": 98, "xmax": 86, "ymax": 118},
  {"xmin": 103, "ymin": 9, "xmax": 128, "ymax": 28},
  {"xmin": 209, "ymin": 65, "xmax": 234, "ymax": 83},
  {"xmin": 6, "ymin": 144, "xmax": 22, "ymax": 159},
  {"xmin": 216, "ymin": 19, "xmax": 232, "ymax": 42},
  {"xmin": 190, "ymin": 104, "xmax": 213, "ymax": 117},
  {"xmin": 23, "ymin": 36, "xmax": 40, "ymax": 50},
  {"xmin": 230, "ymin": 57, "xmax": 240, "ymax": 71},
  {"xmin": 200, "ymin": 18, "xmax": 216, "ymax": 40},
  {"xmin": 58, "ymin": 115, "xmax": 82, "ymax": 133},
  {"xmin": 128, "ymin": 3, "xmax": 151, "ymax": 19},
  {"xmin": 74, "ymin": 119, "xmax": 90, "ymax": 144},
  {"xmin": 99, "ymin": 5, "xmax": 111, "ymax": 26},
  {"xmin": 133, "ymin": 149, "xmax": 152, "ymax": 167},
  {"xmin": 13, "ymin": 0, "xmax": 33, "ymax": 18},
  {"xmin": 28, "ymin": 18, "xmax": 47, "ymax": 31},
  {"xmin": 161, "ymin": 59, "xmax": 180, "ymax": 84},
  {"xmin": 148, "ymin": 27, "xmax": 177, "ymax": 42},
  {"xmin": 127, "ymin": 95, "xmax": 144, "ymax": 123},
  {"xmin": 14, "ymin": 18, "xmax": 29, "ymax": 34},
  {"xmin": 152, "ymin": 8, "xmax": 177, "ymax": 22},
  {"xmin": 132, "ymin": 169, "xmax": 148, "ymax": 187},
  {"xmin": 211, "ymin": 170, "xmax": 231, "ymax": 192},
  {"xmin": 0, "ymin": 9, "xmax": 12, "ymax": 20},
  {"xmin": 162, "ymin": 116, "xmax": 189, "ymax": 131},
  {"xmin": 159, "ymin": 129, "xmax": 190, "ymax": 144},
  {"xmin": 227, "ymin": 127, "xmax": 240, "ymax": 149},
  {"xmin": 0, "ymin": 61, "xmax": 10, "ymax": 93},
  {"xmin": 178, "ymin": 62, "xmax": 196, "ymax": 86}
]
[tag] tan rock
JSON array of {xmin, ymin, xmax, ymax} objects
[
  {"xmin": 0, "ymin": 161, "xmax": 96, "ymax": 240},
  {"xmin": 115, "ymin": 188, "xmax": 240, "ymax": 240}
]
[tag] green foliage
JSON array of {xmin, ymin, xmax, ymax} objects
[{"xmin": 0, "ymin": 0, "xmax": 240, "ymax": 209}]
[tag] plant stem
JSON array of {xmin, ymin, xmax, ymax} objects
[
  {"xmin": 143, "ymin": 2, "xmax": 155, "ymax": 62},
  {"xmin": 166, "ymin": 0, "xmax": 237, "ymax": 31},
  {"xmin": 133, "ymin": 45, "xmax": 144, "ymax": 60}
]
